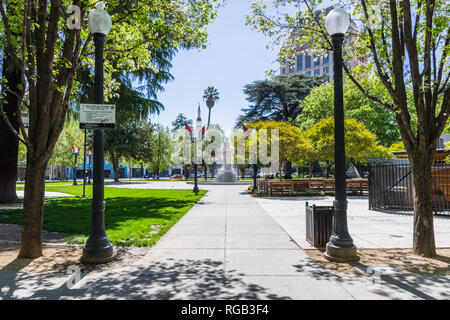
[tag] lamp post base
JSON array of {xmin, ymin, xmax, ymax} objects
[
  {"xmin": 324, "ymin": 241, "xmax": 359, "ymax": 263},
  {"xmin": 81, "ymin": 236, "xmax": 114, "ymax": 264}
]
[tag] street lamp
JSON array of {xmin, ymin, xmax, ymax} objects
[
  {"xmin": 72, "ymin": 146, "xmax": 79, "ymax": 186},
  {"xmin": 192, "ymin": 106, "xmax": 203, "ymax": 194},
  {"xmin": 87, "ymin": 148, "xmax": 93, "ymax": 184},
  {"xmin": 81, "ymin": 131, "xmax": 88, "ymax": 198},
  {"xmin": 252, "ymin": 164, "xmax": 258, "ymax": 193},
  {"xmin": 324, "ymin": 7, "xmax": 358, "ymax": 262},
  {"xmin": 81, "ymin": 1, "xmax": 114, "ymax": 264}
]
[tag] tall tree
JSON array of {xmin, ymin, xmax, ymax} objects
[
  {"xmin": 172, "ymin": 113, "xmax": 193, "ymax": 132},
  {"xmin": 104, "ymin": 121, "xmax": 154, "ymax": 182},
  {"xmin": 246, "ymin": 0, "xmax": 449, "ymax": 257},
  {"xmin": 0, "ymin": 0, "xmax": 220, "ymax": 258},
  {"xmin": 236, "ymin": 73, "xmax": 326, "ymax": 126},
  {"xmin": 148, "ymin": 125, "xmax": 172, "ymax": 179},
  {"xmin": 202, "ymin": 86, "xmax": 220, "ymax": 128},
  {"xmin": 0, "ymin": 52, "xmax": 21, "ymax": 203},
  {"xmin": 48, "ymin": 118, "xmax": 84, "ymax": 179}
]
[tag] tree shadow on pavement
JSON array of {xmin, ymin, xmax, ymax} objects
[
  {"xmin": 0, "ymin": 258, "xmax": 291, "ymax": 300},
  {"xmin": 292, "ymin": 254, "xmax": 450, "ymax": 300}
]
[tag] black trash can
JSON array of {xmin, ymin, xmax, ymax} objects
[{"xmin": 305, "ymin": 202, "xmax": 334, "ymax": 247}]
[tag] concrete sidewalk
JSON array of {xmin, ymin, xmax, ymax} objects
[
  {"xmin": 1, "ymin": 185, "xmax": 449, "ymax": 299},
  {"xmin": 254, "ymin": 196, "xmax": 450, "ymax": 250}
]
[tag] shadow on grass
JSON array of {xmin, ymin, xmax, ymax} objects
[{"xmin": 0, "ymin": 194, "xmax": 204, "ymax": 245}]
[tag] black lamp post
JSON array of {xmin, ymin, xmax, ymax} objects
[
  {"xmin": 72, "ymin": 146, "xmax": 79, "ymax": 186},
  {"xmin": 81, "ymin": 130, "xmax": 88, "ymax": 198},
  {"xmin": 87, "ymin": 148, "xmax": 93, "ymax": 185},
  {"xmin": 193, "ymin": 162, "xmax": 199, "ymax": 195},
  {"xmin": 81, "ymin": 2, "xmax": 114, "ymax": 264},
  {"xmin": 252, "ymin": 164, "xmax": 258, "ymax": 193},
  {"xmin": 324, "ymin": 7, "xmax": 358, "ymax": 262}
]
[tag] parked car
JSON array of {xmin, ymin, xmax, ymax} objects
[{"xmin": 171, "ymin": 174, "xmax": 183, "ymax": 179}]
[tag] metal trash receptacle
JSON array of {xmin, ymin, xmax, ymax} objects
[{"xmin": 305, "ymin": 202, "xmax": 334, "ymax": 247}]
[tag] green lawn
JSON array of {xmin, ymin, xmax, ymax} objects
[{"xmin": 1, "ymin": 185, "xmax": 206, "ymax": 247}]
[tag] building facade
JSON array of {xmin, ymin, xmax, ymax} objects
[{"xmin": 280, "ymin": 6, "xmax": 361, "ymax": 80}]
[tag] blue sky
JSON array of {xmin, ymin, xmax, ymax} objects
[{"xmin": 151, "ymin": 1, "xmax": 280, "ymax": 132}]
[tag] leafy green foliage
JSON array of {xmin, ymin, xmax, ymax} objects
[
  {"xmin": 147, "ymin": 125, "xmax": 172, "ymax": 178},
  {"xmin": 104, "ymin": 121, "xmax": 154, "ymax": 180},
  {"xmin": 296, "ymin": 80, "xmax": 401, "ymax": 146},
  {"xmin": 49, "ymin": 118, "xmax": 85, "ymax": 167},
  {"xmin": 172, "ymin": 113, "xmax": 193, "ymax": 132},
  {"xmin": 247, "ymin": 120, "xmax": 307, "ymax": 166},
  {"xmin": 237, "ymin": 73, "xmax": 326, "ymax": 126},
  {"xmin": 203, "ymin": 86, "xmax": 220, "ymax": 110},
  {"xmin": 304, "ymin": 117, "xmax": 391, "ymax": 164}
]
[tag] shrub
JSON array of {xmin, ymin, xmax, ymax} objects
[{"xmin": 254, "ymin": 189, "xmax": 265, "ymax": 197}]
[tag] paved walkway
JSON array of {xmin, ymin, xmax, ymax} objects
[
  {"xmin": 255, "ymin": 196, "xmax": 450, "ymax": 249},
  {"xmin": 1, "ymin": 184, "xmax": 449, "ymax": 299}
]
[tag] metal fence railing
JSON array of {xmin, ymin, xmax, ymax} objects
[{"xmin": 368, "ymin": 159, "xmax": 450, "ymax": 216}]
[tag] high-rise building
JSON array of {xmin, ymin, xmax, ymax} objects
[{"xmin": 280, "ymin": 6, "xmax": 362, "ymax": 81}]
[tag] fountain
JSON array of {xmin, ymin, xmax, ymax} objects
[
  {"xmin": 214, "ymin": 140, "xmax": 237, "ymax": 183},
  {"xmin": 187, "ymin": 139, "xmax": 248, "ymax": 185}
]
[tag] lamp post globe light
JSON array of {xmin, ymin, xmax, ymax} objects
[
  {"xmin": 324, "ymin": 7, "xmax": 358, "ymax": 262},
  {"xmin": 81, "ymin": 1, "xmax": 114, "ymax": 264}
]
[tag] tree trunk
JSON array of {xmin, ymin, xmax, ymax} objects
[
  {"xmin": 410, "ymin": 151, "xmax": 436, "ymax": 257},
  {"xmin": 0, "ymin": 55, "xmax": 21, "ymax": 204},
  {"xmin": 283, "ymin": 159, "xmax": 292, "ymax": 179},
  {"xmin": 18, "ymin": 158, "xmax": 47, "ymax": 258},
  {"xmin": 112, "ymin": 156, "xmax": 120, "ymax": 182}
]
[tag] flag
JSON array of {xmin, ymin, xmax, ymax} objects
[
  {"xmin": 184, "ymin": 122, "xmax": 192, "ymax": 137},
  {"xmin": 242, "ymin": 124, "xmax": 249, "ymax": 139}
]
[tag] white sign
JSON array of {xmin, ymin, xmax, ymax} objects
[{"xmin": 80, "ymin": 104, "xmax": 116, "ymax": 129}]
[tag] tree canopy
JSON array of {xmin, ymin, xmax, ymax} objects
[
  {"xmin": 147, "ymin": 125, "xmax": 172, "ymax": 179},
  {"xmin": 172, "ymin": 113, "xmax": 193, "ymax": 132},
  {"xmin": 296, "ymin": 80, "xmax": 402, "ymax": 146},
  {"xmin": 104, "ymin": 121, "xmax": 154, "ymax": 182},
  {"xmin": 303, "ymin": 117, "xmax": 390, "ymax": 164},
  {"xmin": 236, "ymin": 73, "xmax": 326, "ymax": 126}
]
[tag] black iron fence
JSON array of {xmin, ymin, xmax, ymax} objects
[{"xmin": 368, "ymin": 159, "xmax": 450, "ymax": 216}]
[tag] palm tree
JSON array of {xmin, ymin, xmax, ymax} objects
[{"xmin": 202, "ymin": 87, "xmax": 220, "ymax": 128}]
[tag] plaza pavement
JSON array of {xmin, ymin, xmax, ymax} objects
[{"xmin": 1, "ymin": 183, "xmax": 449, "ymax": 300}]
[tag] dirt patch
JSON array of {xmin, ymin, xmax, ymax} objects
[
  {"xmin": 0, "ymin": 224, "xmax": 67, "ymax": 244},
  {"xmin": 305, "ymin": 248, "xmax": 450, "ymax": 276},
  {"xmin": 0, "ymin": 244, "xmax": 149, "ymax": 275}
]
